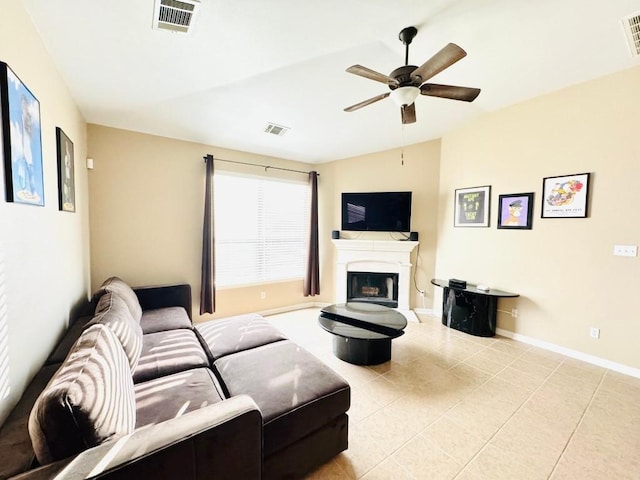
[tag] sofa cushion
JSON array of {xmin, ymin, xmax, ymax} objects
[
  {"xmin": 91, "ymin": 292, "xmax": 144, "ymax": 371},
  {"xmin": 214, "ymin": 340, "xmax": 350, "ymax": 457},
  {"xmin": 196, "ymin": 313, "xmax": 287, "ymax": 362},
  {"xmin": 134, "ymin": 368, "xmax": 225, "ymax": 428},
  {"xmin": 100, "ymin": 276, "xmax": 143, "ymax": 323},
  {"xmin": 140, "ymin": 306, "xmax": 191, "ymax": 334},
  {"xmin": 29, "ymin": 324, "xmax": 137, "ymax": 465},
  {"xmin": 132, "ymin": 329, "xmax": 209, "ymax": 384}
]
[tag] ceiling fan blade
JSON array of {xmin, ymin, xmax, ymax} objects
[
  {"xmin": 401, "ymin": 103, "xmax": 416, "ymax": 124},
  {"xmin": 420, "ymin": 83, "xmax": 481, "ymax": 102},
  {"xmin": 346, "ymin": 65, "xmax": 399, "ymax": 86},
  {"xmin": 410, "ymin": 43, "xmax": 467, "ymax": 84},
  {"xmin": 344, "ymin": 92, "xmax": 390, "ymax": 112}
]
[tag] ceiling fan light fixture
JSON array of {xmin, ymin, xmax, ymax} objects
[
  {"xmin": 390, "ymin": 86, "xmax": 420, "ymax": 107},
  {"xmin": 343, "ymin": 27, "xmax": 480, "ymax": 122}
]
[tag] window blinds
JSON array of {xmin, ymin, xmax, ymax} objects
[{"xmin": 214, "ymin": 172, "xmax": 310, "ymax": 287}]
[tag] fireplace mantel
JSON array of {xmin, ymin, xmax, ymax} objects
[
  {"xmin": 332, "ymin": 239, "xmax": 418, "ymax": 320},
  {"xmin": 331, "ymin": 239, "xmax": 418, "ymax": 254}
]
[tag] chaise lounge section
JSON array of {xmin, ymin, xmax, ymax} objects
[{"xmin": 0, "ymin": 278, "xmax": 350, "ymax": 479}]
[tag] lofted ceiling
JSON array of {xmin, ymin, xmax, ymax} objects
[{"xmin": 22, "ymin": 0, "xmax": 640, "ymax": 163}]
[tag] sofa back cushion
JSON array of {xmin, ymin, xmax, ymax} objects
[
  {"xmin": 100, "ymin": 276, "xmax": 143, "ymax": 323},
  {"xmin": 29, "ymin": 324, "xmax": 137, "ymax": 465},
  {"xmin": 92, "ymin": 292, "xmax": 144, "ymax": 371}
]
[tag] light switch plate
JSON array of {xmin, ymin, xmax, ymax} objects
[{"xmin": 613, "ymin": 245, "xmax": 638, "ymax": 257}]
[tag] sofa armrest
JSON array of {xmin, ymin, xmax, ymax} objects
[
  {"xmin": 9, "ymin": 395, "xmax": 262, "ymax": 480},
  {"xmin": 134, "ymin": 284, "xmax": 192, "ymax": 320}
]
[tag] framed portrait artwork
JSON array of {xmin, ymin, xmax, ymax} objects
[
  {"xmin": 454, "ymin": 185, "xmax": 491, "ymax": 227},
  {"xmin": 541, "ymin": 172, "xmax": 590, "ymax": 218},
  {"xmin": 0, "ymin": 62, "xmax": 44, "ymax": 206},
  {"xmin": 497, "ymin": 192, "xmax": 534, "ymax": 229},
  {"xmin": 56, "ymin": 127, "xmax": 75, "ymax": 212}
]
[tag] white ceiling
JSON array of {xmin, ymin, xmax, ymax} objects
[{"xmin": 22, "ymin": 0, "xmax": 640, "ymax": 163}]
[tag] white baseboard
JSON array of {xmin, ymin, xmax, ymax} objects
[
  {"xmin": 260, "ymin": 302, "xmax": 328, "ymax": 316},
  {"xmin": 261, "ymin": 303, "xmax": 420, "ymax": 323},
  {"xmin": 496, "ymin": 327, "xmax": 640, "ymax": 379}
]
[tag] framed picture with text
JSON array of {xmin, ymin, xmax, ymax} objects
[
  {"xmin": 454, "ymin": 185, "xmax": 491, "ymax": 227},
  {"xmin": 541, "ymin": 172, "xmax": 590, "ymax": 218},
  {"xmin": 497, "ymin": 192, "xmax": 534, "ymax": 229}
]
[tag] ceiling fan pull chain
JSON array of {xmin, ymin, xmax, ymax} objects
[{"xmin": 401, "ymin": 123, "xmax": 405, "ymax": 166}]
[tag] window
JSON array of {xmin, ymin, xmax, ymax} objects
[{"xmin": 214, "ymin": 172, "xmax": 310, "ymax": 287}]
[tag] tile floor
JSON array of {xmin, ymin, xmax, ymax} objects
[{"xmin": 266, "ymin": 308, "xmax": 640, "ymax": 480}]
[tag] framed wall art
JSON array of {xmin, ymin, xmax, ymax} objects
[
  {"xmin": 541, "ymin": 172, "xmax": 590, "ymax": 218},
  {"xmin": 454, "ymin": 185, "xmax": 491, "ymax": 227},
  {"xmin": 497, "ymin": 192, "xmax": 534, "ymax": 229},
  {"xmin": 56, "ymin": 127, "xmax": 75, "ymax": 212},
  {"xmin": 0, "ymin": 62, "xmax": 44, "ymax": 206}
]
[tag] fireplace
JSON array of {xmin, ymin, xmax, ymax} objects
[
  {"xmin": 347, "ymin": 271, "xmax": 398, "ymax": 307},
  {"xmin": 332, "ymin": 239, "xmax": 418, "ymax": 319}
]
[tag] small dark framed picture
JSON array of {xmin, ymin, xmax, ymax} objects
[
  {"xmin": 541, "ymin": 172, "xmax": 590, "ymax": 218},
  {"xmin": 497, "ymin": 193, "xmax": 534, "ymax": 229},
  {"xmin": 56, "ymin": 127, "xmax": 75, "ymax": 212},
  {"xmin": 454, "ymin": 185, "xmax": 491, "ymax": 227}
]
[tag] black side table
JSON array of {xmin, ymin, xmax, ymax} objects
[{"xmin": 431, "ymin": 279, "xmax": 519, "ymax": 337}]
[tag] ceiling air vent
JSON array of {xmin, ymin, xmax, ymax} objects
[
  {"xmin": 264, "ymin": 123, "xmax": 290, "ymax": 136},
  {"xmin": 622, "ymin": 11, "xmax": 640, "ymax": 57},
  {"xmin": 153, "ymin": 0, "xmax": 200, "ymax": 34}
]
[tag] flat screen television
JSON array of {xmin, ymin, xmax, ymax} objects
[{"xmin": 341, "ymin": 191, "xmax": 412, "ymax": 232}]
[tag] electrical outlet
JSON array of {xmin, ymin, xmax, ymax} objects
[
  {"xmin": 260, "ymin": 291, "xmax": 266, "ymax": 300},
  {"xmin": 511, "ymin": 308, "xmax": 518, "ymax": 318},
  {"xmin": 590, "ymin": 327, "xmax": 600, "ymax": 339}
]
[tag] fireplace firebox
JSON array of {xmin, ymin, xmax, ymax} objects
[{"xmin": 347, "ymin": 271, "xmax": 399, "ymax": 308}]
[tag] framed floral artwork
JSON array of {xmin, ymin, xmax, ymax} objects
[{"xmin": 541, "ymin": 173, "xmax": 590, "ymax": 218}]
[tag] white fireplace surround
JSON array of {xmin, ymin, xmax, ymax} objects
[{"xmin": 332, "ymin": 239, "xmax": 419, "ymax": 321}]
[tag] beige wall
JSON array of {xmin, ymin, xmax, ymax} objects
[
  {"xmin": 87, "ymin": 126, "xmax": 442, "ymax": 325},
  {"xmin": 436, "ymin": 66, "xmax": 640, "ymax": 370},
  {"xmin": 87, "ymin": 125, "xmax": 324, "ymax": 321},
  {"xmin": 320, "ymin": 141, "xmax": 442, "ymax": 310},
  {"xmin": 0, "ymin": 1, "xmax": 89, "ymax": 424}
]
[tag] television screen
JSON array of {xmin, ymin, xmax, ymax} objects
[{"xmin": 341, "ymin": 192, "xmax": 412, "ymax": 232}]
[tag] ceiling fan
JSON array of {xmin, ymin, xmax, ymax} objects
[{"xmin": 344, "ymin": 26, "xmax": 481, "ymax": 124}]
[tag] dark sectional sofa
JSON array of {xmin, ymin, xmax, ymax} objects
[{"xmin": 0, "ymin": 278, "xmax": 350, "ymax": 479}]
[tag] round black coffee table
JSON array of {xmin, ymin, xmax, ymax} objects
[{"xmin": 319, "ymin": 303, "xmax": 407, "ymax": 365}]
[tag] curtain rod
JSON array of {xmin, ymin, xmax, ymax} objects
[{"xmin": 203, "ymin": 155, "xmax": 318, "ymax": 176}]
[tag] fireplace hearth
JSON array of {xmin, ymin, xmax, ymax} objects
[{"xmin": 347, "ymin": 271, "xmax": 399, "ymax": 308}]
